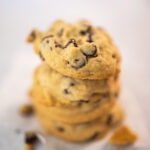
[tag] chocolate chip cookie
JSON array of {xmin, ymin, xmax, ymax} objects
[
  {"xmin": 30, "ymin": 84, "xmax": 118, "ymax": 124},
  {"xmin": 33, "ymin": 64, "xmax": 120, "ymax": 104},
  {"xmin": 35, "ymin": 103, "xmax": 124, "ymax": 142},
  {"xmin": 27, "ymin": 20, "xmax": 121, "ymax": 79}
]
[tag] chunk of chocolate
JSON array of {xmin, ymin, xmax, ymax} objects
[
  {"xmin": 63, "ymin": 89, "xmax": 71, "ymax": 94},
  {"xmin": 69, "ymin": 57, "xmax": 86, "ymax": 69},
  {"xmin": 41, "ymin": 35, "xmax": 53, "ymax": 42},
  {"xmin": 57, "ymin": 127, "xmax": 65, "ymax": 132},
  {"xmin": 64, "ymin": 39, "xmax": 78, "ymax": 48},
  {"xmin": 81, "ymin": 45, "xmax": 97, "ymax": 58},
  {"xmin": 54, "ymin": 41, "xmax": 63, "ymax": 48},
  {"xmin": 87, "ymin": 32, "xmax": 94, "ymax": 43}
]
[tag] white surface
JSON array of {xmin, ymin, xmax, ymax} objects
[{"xmin": 0, "ymin": 0, "xmax": 150, "ymax": 149}]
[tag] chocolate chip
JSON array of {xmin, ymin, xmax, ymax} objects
[
  {"xmin": 69, "ymin": 57, "xmax": 86, "ymax": 69},
  {"xmin": 39, "ymin": 52, "xmax": 45, "ymax": 61},
  {"xmin": 86, "ymin": 132, "xmax": 100, "ymax": 141},
  {"xmin": 54, "ymin": 41, "xmax": 63, "ymax": 48},
  {"xmin": 106, "ymin": 114, "xmax": 113, "ymax": 125},
  {"xmin": 58, "ymin": 28, "xmax": 64, "ymax": 37},
  {"xmin": 70, "ymin": 82, "xmax": 75, "ymax": 86},
  {"xmin": 112, "ymin": 54, "xmax": 116, "ymax": 58},
  {"xmin": 25, "ymin": 131, "xmax": 38, "ymax": 144},
  {"xmin": 80, "ymin": 31, "xmax": 87, "ymax": 35},
  {"xmin": 87, "ymin": 32, "xmax": 94, "ymax": 43},
  {"xmin": 63, "ymin": 89, "xmax": 71, "ymax": 94},
  {"xmin": 41, "ymin": 35, "xmax": 53, "ymax": 42},
  {"xmin": 81, "ymin": 45, "xmax": 97, "ymax": 58},
  {"xmin": 64, "ymin": 39, "xmax": 78, "ymax": 48},
  {"xmin": 57, "ymin": 127, "xmax": 65, "ymax": 132}
]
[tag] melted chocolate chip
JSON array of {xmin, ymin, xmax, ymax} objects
[
  {"xmin": 87, "ymin": 132, "xmax": 100, "ymax": 141},
  {"xmin": 87, "ymin": 32, "xmax": 94, "ymax": 43},
  {"xmin": 54, "ymin": 41, "xmax": 63, "ymax": 48},
  {"xmin": 57, "ymin": 127, "xmax": 65, "ymax": 132},
  {"xmin": 69, "ymin": 58, "xmax": 86, "ymax": 69},
  {"xmin": 41, "ymin": 35, "xmax": 53, "ymax": 42},
  {"xmin": 25, "ymin": 131, "xmax": 38, "ymax": 144},
  {"xmin": 64, "ymin": 39, "xmax": 78, "ymax": 48},
  {"xmin": 39, "ymin": 52, "xmax": 45, "ymax": 61},
  {"xmin": 58, "ymin": 28, "xmax": 64, "ymax": 37},
  {"xmin": 106, "ymin": 114, "xmax": 113, "ymax": 125},
  {"xmin": 63, "ymin": 89, "xmax": 71, "ymax": 94},
  {"xmin": 81, "ymin": 45, "xmax": 97, "ymax": 58}
]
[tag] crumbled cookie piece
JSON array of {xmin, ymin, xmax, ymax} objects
[
  {"xmin": 25, "ymin": 131, "xmax": 38, "ymax": 144},
  {"xmin": 20, "ymin": 104, "xmax": 34, "ymax": 116},
  {"xmin": 24, "ymin": 144, "xmax": 33, "ymax": 150},
  {"xmin": 26, "ymin": 30, "xmax": 40, "ymax": 43},
  {"xmin": 109, "ymin": 125, "xmax": 138, "ymax": 145},
  {"xmin": 24, "ymin": 131, "xmax": 38, "ymax": 150}
]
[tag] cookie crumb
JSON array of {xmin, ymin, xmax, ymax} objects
[
  {"xmin": 25, "ymin": 131, "xmax": 38, "ymax": 144},
  {"xmin": 20, "ymin": 104, "xmax": 34, "ymax": 116},
  {"xmin": 109, "ymin": 125, "xmax": 138, "ymax": 145},
  {"xmin": 26, "ymin": 30, "xmax": 36, "ymax": 43},
  {"xmin": 24, "ymin": 144, "xmax": 33, "ymax": 150}
]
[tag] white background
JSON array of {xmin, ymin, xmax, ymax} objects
[{"xmin": 0, "ymin": 0, "xmax": 150, "ymax": 130}]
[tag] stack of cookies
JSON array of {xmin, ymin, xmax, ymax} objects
[{"xmin": 27, "ymin": 20, "xmax": 124, "ymax": 142}]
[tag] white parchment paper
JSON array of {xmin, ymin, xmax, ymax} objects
[{"xmin": 0, "ymin": 50, "xmax": 149, "ymax": 150}]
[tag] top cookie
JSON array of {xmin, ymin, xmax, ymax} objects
[{"xmin": 27, "ymin": 20, "xmax": 121, "ymax": 79}]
